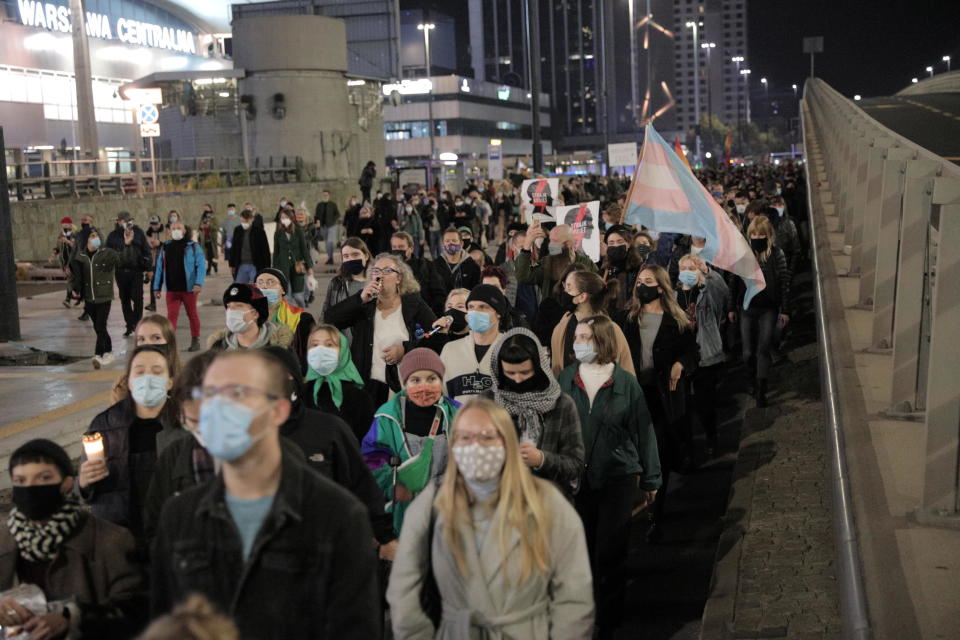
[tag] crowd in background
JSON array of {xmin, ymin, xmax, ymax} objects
[{"xmin": 13, "ymin": 158, "xmax": 807, "ymax": 639}]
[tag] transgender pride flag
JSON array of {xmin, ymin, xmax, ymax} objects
[{"xmin": 625, "ymin": 124, "xmax": 766, "ymax": 308}]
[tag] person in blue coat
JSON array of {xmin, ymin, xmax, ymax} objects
[{"xmin": 152, "ymin": 220, "xmax": 206, "ymax": 352}]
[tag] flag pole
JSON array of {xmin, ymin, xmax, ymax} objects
[{"xmin": 620, "ymin": 128, "xmax": 646, "ymax": 224}]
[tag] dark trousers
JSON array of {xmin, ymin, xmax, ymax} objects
[
  {"xmin": 361, "ymin": 186, "xmax": 371, "ymax": 204},
  {"xmin": 576, "ymin": 475, "xmax": 638, "ymax": 634},
  {"xmin": 740, "ymin": 307, "xmax": 778, "ymax": 380},
  {"xmin": 116, "ymin": 269, "xmax": 144, "ymax": 332},
  {"xmin": 692, "ymin": 362, "xmax": 722, "ymax": 442},
  {"xmin": 85, "ymin": 301, "xmax": 112, "ymax": 356}
]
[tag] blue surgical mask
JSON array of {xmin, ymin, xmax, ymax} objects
[
  {"xmin": 262, "ymin": 288, "xmax": 281, "ymax": 307},
  {"xmin": 89, "ymin": 237, "xmax": 101, "ymax": 250},
  {"xmin": 466, "ymin": 310, "xmax": 493, "ymax": 334},
  {"xmin": 199, "ymin": 396, "xmax": 266, "ymax": 462},
  {"xmin": 307, "ymin": 346, "xmax": 339, "ymax": 376},
  {"xmin": 573, "ymin": 342, "xmax": 597, "ymax": 364},
  {"xmin": 679, "ymin": 270, "xmax": 700, "ymax": 287},
  {"xmin": 130, "ymin": 374, "xmax": 168, "ymax": 408}
]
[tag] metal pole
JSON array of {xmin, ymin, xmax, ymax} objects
[
  {"xmin": 0, "ymin": 127, "xmax": 22, "ymax": 341},
  {"xmin": 423, "ymin": 25, "xmax": 435, "ymax": 191},
  {"xmin": 810, "ymin": 52, "xmax": 815, "ymax": 78},
  {"xmin": 628, "ymin": 0, "xmax": 638, "ymax": 129},
  {"xmin": 690, "ymin": 22, "xmax": 701, "ymax": 164},
  {"xmin": 598, "ymin": 0, "xmax": 610, "ymax": 172},
  {"xmin": 524, "ymin": 0, "xmax": 543, "ymax": 173},
  {"xmin": 149, "ymin": 137, "xmax": 157, "ymax": 193},
  {"xmin": 69, "ymin": 0, "xmax": 99, "ymax": 159}
]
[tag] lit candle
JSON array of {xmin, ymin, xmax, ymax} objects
[{"xmin": 82, "ymin": 433, "xmax": 105, "ymax": 462}]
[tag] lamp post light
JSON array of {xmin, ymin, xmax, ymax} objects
[
  {"xmin": 944, "ymin": 55, "xmax": 952, "ymax": 72},
  {"xmin": 701, "ymin": 42, "xmax": 716, "ymax": 124},
  {"xmin": 912, "ymin": 77, "xmax": 919, "ymax": 84},
  {"xmin": 685, "ymin": 20, "xmax": 702, "ymax": 162},
  {"xmin": 417, "ymin": 22, "xmax": 436, "ymax": 190},
  {"xmin": 740, "ymin": 68, "xmax": 751, "ymax": 124},
  {"xmin": 792, "ymin": 83, "xmax": 798, "ymax": 97},
  {"xmin": 627, "ymin": 0, "xmax": 638, "ymax": 129},
  {"xmin": 926, "ymin": 65, "xmax": 934, "ymax": 77}
]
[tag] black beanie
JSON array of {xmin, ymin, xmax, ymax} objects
[
  {"xmin": 223, "ymin": 283, "xmax": 269, "ymax": 326},
  {"xmin": 10, "ymin": 439, "xmax": 74, "ymax": 479},
  {"xmin": 467, "ymin": 284, "xmax": 508, "ymax": 319},
  {"xmin": 258, "ymin": 267, "xmax": 289, "ymax": 295}
]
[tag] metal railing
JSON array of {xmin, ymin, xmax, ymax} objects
[
  {"xmin": 5, "ymin": 156, "xmax": 304, "ymax": 201},
  {"xmin": 803, "ymin": 71, "xmax": 960, "ymax": 559}
]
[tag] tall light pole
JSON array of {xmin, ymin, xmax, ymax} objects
[
  {"xmin": 522, "ymin": 0, "xmax": 543, "ymax": 172},
  {"xmin": 685, "ymin": 20, "xmax": 701, "ymax": 163},
  {"xmin": 792, "ymin": 83, "xmax": 798, "ymax": 97},
  {"xmin": 628, "ymin": 0, "xmax": 638, "ymax": 129},
  {"xmin": 418, "ymin": 22, "xmax": 436, "ymax": 190},
  {"xmin": 943, "ymin": 55, "xmax": 952, "ymax": 72},
  {"xmin": 926, "ymin": 65, "xmax": 934, "ymax": 77},
  {"xmin": 701, "ymin": 42, "xmax": 715, "ymax": 126},
  {"xmin": 740, "ymin": 68, "xmax": 751, "ymax": 124}
]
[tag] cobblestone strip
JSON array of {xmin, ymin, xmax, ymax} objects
[{"xmin": 701, "ymin": 344, "xmax": 842, "ymax": 639}]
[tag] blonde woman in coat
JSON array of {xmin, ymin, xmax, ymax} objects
[{"xmin": 387, "ymin": 396, "xmax": 594, "ymax": 639}]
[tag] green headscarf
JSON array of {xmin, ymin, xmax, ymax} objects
[{"xmin": 304, "ymin": 331, "xmax": 365, "ymax": 408}]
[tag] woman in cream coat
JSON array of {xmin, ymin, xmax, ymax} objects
[{"xmin": 387, "ymin": 396, "xmax": 594, "ymax": 639}]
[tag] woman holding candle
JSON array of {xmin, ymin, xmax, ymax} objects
[{"xmin": 79, "ymin": 345, "xmax": 184, "ymax": 548}]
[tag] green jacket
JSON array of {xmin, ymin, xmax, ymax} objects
[
  {"xmin": 514, "ymin": 250, "xmax": 597, "ymax": 299},
  {"xmin": 361, "ymin": 391, "xmax": 460, "ymax": 536},
  {"xmin": 70, "ymin": 246, "xmax": 136, "ymax": 304},
  {"xmin": 272, "ymin": 225, "xmax": 313, "ymax": 293},
  {"xmin": 558, "ymin": 363, "xmax": 661, "ymax": 491}
]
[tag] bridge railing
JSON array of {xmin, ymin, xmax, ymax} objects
[
  {"xmin": 5, "ymin": 156, "xmax": 304, "ymax": 201},
  {"xmin": 803, "ymin": 77, "xmax": 960, "ymax": 520}
]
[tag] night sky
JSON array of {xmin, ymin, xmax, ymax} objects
[{"xmin": 749, "ymin": 0, "xmax": 960, "ymax": 99}]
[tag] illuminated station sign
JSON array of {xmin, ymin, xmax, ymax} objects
[{"xmin": 15, "ymin": 0, "xmax": 199, "ymax": 53}]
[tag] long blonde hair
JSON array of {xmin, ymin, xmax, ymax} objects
[
  {"xmin": 747, "ymin": 215, "xmax": 775, "ymax": 263},
  {"xmin": 435, "ymin": 397, "xmax": 552, "ymax": 584},
  {"xmin": 628, "ymin": 264, "xmax": 692, "ymax": 331}
]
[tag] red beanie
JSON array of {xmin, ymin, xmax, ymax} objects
[{"xmin": 60, "ymin": 217, "xmax": 73, "ymax": 225}]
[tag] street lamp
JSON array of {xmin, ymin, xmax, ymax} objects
[
  {"xmin": 740, "ymin": 68, "xmax": 751, "ymax": 123},
  {"xmin": 854, "ymin": 95, "xmax": 861, "ymax": 101},
  {"xmin": 760, "ymin": 76, "xmax": 768, "ymax": 98},
  {"xmin": 926, "ymin": 65, "xmax": 934, "ymax": 77},
  {"xmin": 685, "ymin": 20, "xmax": 702, "ymax": 162},
  {"xmin": 701, "ymin": 42, "xmax": 716, "ymax": 124},
  {"xmin": 417, "ymin": 22, "xmax": 436, "ymax": 190},
  {"xmin": 944, "ymin": 55, "xmax": 952, "ymax": 72},
  {"xmin": 912, "ymin": 77, "xmax": 919, "ymax": 84},
  {"xmin": 792, "ymin": 83, "xmax": 798, "ymax": 97},
  {"xmin": 627, "ymin": 0, "xmax": 638, "ymax": 128}
]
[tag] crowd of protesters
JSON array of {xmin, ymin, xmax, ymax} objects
[{"xmin": 16, "ymin": 158, "xmax": 806, "ymax": 639}]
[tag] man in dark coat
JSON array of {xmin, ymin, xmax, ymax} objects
[
  {"xmin": 151, "ymin": 350, "xmax": 380, "ymax": 639},
  {"xmin": 228, "ymin": 209, "xmax": 270, "ymax": 283},
  {"xmin": 106, "ymin": 211, "xmax": 151, "ymax": 336}
]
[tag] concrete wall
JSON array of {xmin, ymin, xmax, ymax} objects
[{"xmin": 11, "ymin": 180, "xmax": 356, "ymax": 263}]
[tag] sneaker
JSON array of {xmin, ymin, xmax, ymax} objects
[
  {"xmin": 123, "ymin": 329, "xmax": 134, "ymax": 337},
  {"xmin": 145, "ymin": 304, "xmax": 156, "ymax": 312},
  {"xmin": 91, "ymin": 355, "xmax": 102, "ymax": 369},
  {"xmin": 62, "ymin": 300, "xmax": 71, "ymax": 308},
  {"xmin": 78, "ymin": 312, "xmax": 89, "ymax": 321},
  {"xmin": 99, "ymin": 352, "xmax": 115, "ymax": 366}
]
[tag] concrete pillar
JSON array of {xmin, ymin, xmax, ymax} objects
[
  {"xmin": 232, "ymin": 15, "xmax": 356, "ymax": 182},
  {"xmin": 855, "ymin": 137, "xmax": 895, "ymax": 306},
  {"xmin": 70, "ymin": 0, "xmax": 99, "ymax": 159},
  {"xmin": 920, "ymin": 177, "xmax": 960, "ymax": 516}
]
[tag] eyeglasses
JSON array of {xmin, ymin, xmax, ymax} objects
[
  {"xmin": 255, "ymin": 280, "xmax": 280, "ymax": 289},
  {"xmin": 369, "ymin": 268, "xmax": 399, "ymax": 277},
  {"xmin": 191, "ymin": 385, "xmax": 279, "ymax": 403},
  {"xmin": 452, "ymin": 431, "xmax": 503, "ymax": 446}
]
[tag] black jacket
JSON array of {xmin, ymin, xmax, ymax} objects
[
  {"xmin": 431, "ymin": 254, "xmax": 481, "ymax": 294},
  {"xmin": 281, "ymin": 403, "xmax": 393, "ymax": 543},
  {"xmin": 730, "ymin": 246, "xmax": 793, "ymax": 314},
  {"xmin": 303, "ymin": 379, "xmax": 376, "ymax": 444},
  {"xmin": 106, "ymin": 225, "xmax": 151, "ymax": 272},
  {"xmin": 324, "ymin": 292, "xmax": 436, "ymax": 390},
  {"xmin": 80, "ymin": 397, "xmax": 185, "ymax": 543},
  {"xmin": 406, "ymin": 255, "xmax": 447, "ymax": 315},
  {"xmin": 314, "ymin": 201, "xmax": 340, "ymax": 227},
  {"xmin": 151, "ymin": 451, "xmax": 381, "ymax": 640},
  {"xmin": 623, "ymin": 311, "xmax": 699, "ymax": 425},
  {"xmin": 228, "ymin": 222, "xmax": 271, "ymax": 271}
]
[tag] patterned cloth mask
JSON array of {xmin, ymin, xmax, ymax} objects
[{"xmin": 452, "ymin": 443, "xmax": 505, "ymax": 482}]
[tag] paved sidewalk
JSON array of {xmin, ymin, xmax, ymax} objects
[{"xmin": 699, "ymin": 272, "xmax": 842, "ymax": 639}]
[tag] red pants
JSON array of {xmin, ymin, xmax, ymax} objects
[{"xmin": 165, "ymin": 291, "xmax": 200, "ymax": 338}]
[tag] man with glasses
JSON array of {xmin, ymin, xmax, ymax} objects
[{"xmin": 151, "ymin": 349, "xmax": 380, "ymax": 638}]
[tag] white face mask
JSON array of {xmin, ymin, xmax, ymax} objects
[
  {"xmin": 280, "ymin": 218, "xmax": 291, "ymax": 227},
  {"xmin": 170, "ymin": 229, "xmax": 184, "ymax": 241},
  {"xmin": 691, "ymin": 245, "xmax": 704, "ymax": 256},
  {"xmin": 226, "ymin": 309, "xmax": 254, "ymax": 334},
  {"xmin": 735, "ymin": 204, "xmax": 747, "ymax": 214},
  {"xmin": 452, "ymin": 443, "xmax": 505, "ymax": 482},
  {"xmin": 241, "ymin": 222, "xmax": 251, "ymax": 230}
]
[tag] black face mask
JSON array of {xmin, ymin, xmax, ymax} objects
[
  {"xmin": 81, "ymin": 223, "xmax": 90, "ymax": 231},
  {"xmin": 607, "ymin": 245, "xmax": 628, "ymax": 264},
  {"xmin": 500, "ymin": 370, "xmax": 549, "ymax": 393},
  {"xmin": 635, "ymin": 284, "xmax": 661, "ymax": 304},
  {"xmin": 750, "ymin": 238, "xmax": 769, "ymax": 253},
  {"xmin": 343, "ymin": 259, "xmax": 365, "ymax": 275},
  {"xmin": 634, "ymin": 245, "xmax": 652, "ymax": 260},
  {"xmin": 557, "ymin": 291, "xmax": 577, "ymax": 313},
  {"xmin": 446, "ymin": 308, "xmax": 467, "ymax": 332},
  {"xmin": 390, "ymin": 249, "xmax": 407, "ymax": 259},
  {"xmin": 13, "ymin": 484, "xmax": 65, "ymax": 521}
]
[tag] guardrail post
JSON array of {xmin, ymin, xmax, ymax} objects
[
  {"xmin": 855, "ymin": 137, "xmax": 896, "ymax": 305},
  {"xmin": 871, "ymin": 148, "xmax": 916, "ymax": 348},
  {"xmin": 918, "ymin": 177, "xmax": 960, "ymax": 519},
  {"xmin": 890, "ymin": 160, "xmax": 939, "ymax": 412},
  {"xmin": 847, "ymin": 133, "xmax": 881, "ymax": 276}
]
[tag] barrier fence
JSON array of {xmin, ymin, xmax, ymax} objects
[{"xmin": 802, "ymin": 76, "xmax": 960, "ymax": 636}]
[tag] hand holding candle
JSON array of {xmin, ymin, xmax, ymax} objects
[
  {"xmin": 82, "ymin": 433, "xmax": 104, "ymax": 461},
  {"xmin": 79, "ymin": 433, "xmax": 109, "ymax": 488}
]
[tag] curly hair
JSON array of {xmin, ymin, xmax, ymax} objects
[{"xmin": 372, "ymin": 253, "xmax": 421, "ymax": 295}]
